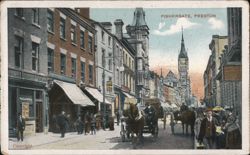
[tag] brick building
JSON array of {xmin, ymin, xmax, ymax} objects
[{"xmin": 46, "ymin": 8, "xmax": 96, "ymax": 132}]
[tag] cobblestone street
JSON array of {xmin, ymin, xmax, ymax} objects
[{"xmin": 9, "ymin": 117, "xmax": 194, "ymax": 150}]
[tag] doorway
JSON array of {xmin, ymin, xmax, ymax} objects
[{"xmin": 36, "ymin": 102, "xmax": 43, "ymax": 132}]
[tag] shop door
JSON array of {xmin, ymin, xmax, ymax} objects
[{"xmin": 36, "ymin": 102, "xmax": 43, "ymax": 132}]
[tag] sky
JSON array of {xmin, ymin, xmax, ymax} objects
[{"xmin": 90, "ymin": 8, "xmax": 228, "ymax": 99}]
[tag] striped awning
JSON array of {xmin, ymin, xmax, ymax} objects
[{"xmin": 85, "ymin": 87, "xmax": 111, "ymax": 104}]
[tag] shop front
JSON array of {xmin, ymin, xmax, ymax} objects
[
  {"xmin": 48, "ymin": 80, "xmax": 95, "ymax": 132},
  {"xmin": 8, "ymin": 69, "xmax": 48, "ymax": 137}
]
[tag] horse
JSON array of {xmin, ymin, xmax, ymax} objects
[
  {"xmin": 173, "ymin": 109, "xmax": 196, "ymax": 136},
  {"xmin": 123, "ymin": 102, "xmax": 145, "ymax": 148}
]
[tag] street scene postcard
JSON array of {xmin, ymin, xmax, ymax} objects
[{"xmin": 0, "ymin": 1, "xmax": 249, "ymax": 155}]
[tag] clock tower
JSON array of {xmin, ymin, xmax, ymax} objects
[{"xmin": 178, "ymin": 28, "xmax": 191, "ymax": 105}]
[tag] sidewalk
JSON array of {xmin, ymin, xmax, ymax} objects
[{"xmin": 9, "ymin": 125, "xmax": 120, "ymax": 150}]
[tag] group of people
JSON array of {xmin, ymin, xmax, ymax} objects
[
  {"xmin": 196, "ymin": 107, "xmax": 241, "ymax": 149},
  {"xmin": 56, "ymin": 111, "xmax": 97, "ymax": 138}
]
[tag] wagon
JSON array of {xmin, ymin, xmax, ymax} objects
[
  {"xmin": 142, "ymin": 98, "xmax": 164, "ymax": 139},
  {"xmin": 120, "ymin": 98, "xmax": 164, "ymax": 142}
]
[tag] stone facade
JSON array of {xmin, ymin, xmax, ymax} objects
[
  {"xmin": 126, "ymin": 8, "xmax": 150, "ymax": 105},
  {"xmin": 216, "ymin": 8, "xmax": 242, "ymax": 129},
  {"xmin": 8, "ymin": 8, "xmax": 48, "ymax": 135}
]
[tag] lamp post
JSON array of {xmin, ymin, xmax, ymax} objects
[{"xmin": 102, "ymin": 55, "xmax": 124, "ymax": 130}]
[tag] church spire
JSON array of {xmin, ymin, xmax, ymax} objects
[
  {"xmin": 181, "ymin": 26, "xmax": 184, "ymax": 42},
  {"xmin": 160, "ymin": 67, "xmax": 163, "ymax": 77},
  {"xmin": 179, "ymin": 27, "xmax": 188, "ymax": 59}
]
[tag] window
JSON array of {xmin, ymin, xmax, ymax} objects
[
  {"xmin": 14, "ymin": 36, "xmax": 23, "ymax": 68},
  {"xmin": 60, "ymin": 18, "xmax": 66, "ymax": 39},
  {"xmin": 32, "ymin": 8, "xmax": 39, "ymax": 25},
  {"xmin": 108, "ymin": 36, "xmax": 111, "ymax": 46},
  {"xmin": 107, "ymin": 76, "xmax": 112, "ymax": 92},
  {"xmin": 60, "ymin": 53, "xmax": 66, "ymax": 75},
  {"xmin": 15, "ymin": 8, "xmax": 23, "ymax": 17},
  {"xmin": 32, "ymin": 42, "xmax": 39, "ymax": 71},
  {"xmin": 125, "ymin": 54, "xmax": 128, "ymax": 65},
  {"xmin": 129, "ymin": 57, "xmax": 131, "ymax": 68},
  {"xmin": 47, "ymin": 48, "xmax": 54, "ymax": 73},
  {"xmin": 71, "ymin": 25, "xmax": 76, "ymax": 44},
  {"xmin": 108, "ymin": 53, "xmax": 112, "ymax": 70},
  {"xmin": 80, "ymin": 31, "xmax": 85, "ymax": 48},
  {"xmin": 101, "ymin": 31, "xmax": 104, "ymax": 42},
  {"xmin": 81, "ymin": 61, "xmax": 85, "ymax": 82},
  {"xmin": 89, "ymin": 65, "xmax": 93, "ymax": 84},
  {"xmin": 71, "ymin": 58, "xmax": 76, "ymax": 78},
  {"xmin": 47, "ymin": 9, "xmax": 54, "ymax": 32},
  {"xmin": 102, "ymin": 49, "xmax": 105, "ymax": 67},
  {"xmin": 88, "ymin": 35, "xmax": 93, "ymax": 53}
]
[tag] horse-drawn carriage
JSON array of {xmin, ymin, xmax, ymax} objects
[{"xmin": 120, "ymin": 98, "xmax": 163, "ymax": 146}]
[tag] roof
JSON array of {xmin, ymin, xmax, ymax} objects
[
  {"xmin": 85, "ymin": 87, "xmax": 111, "ymax": 104},
  {"xmin": 54, "ymin": 80, "xmax": 95, "ymax": 107},
  {"xmin": 131, "ymin": 8, "xmax": 147, "ymax": 27},
  {"xmin": 178, "ymin": 29, "xmax": 188, "ymax": 59}
]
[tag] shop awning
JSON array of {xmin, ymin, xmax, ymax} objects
[
  {"xmin": 54, "ymin": 80, "xmax": 95, "ymax": 107},
  {"xmin": 85, "ymin": 87, "xmax": 111, "ymax": 104},
  {"xmin": 122, "ymin": 92, "xmax": 134, "ymax": 98}
]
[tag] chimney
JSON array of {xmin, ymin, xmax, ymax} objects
[
  {"xmin": 114, "ymin": 19, "xmax": 124, "ymax": 40},
  {"xmin": 100, "ymin": 22, "xmax": 112, "ymax": 33},
  {"xmin": 75, "ymin": 8, "xmax": 90, "ymax": 19}
]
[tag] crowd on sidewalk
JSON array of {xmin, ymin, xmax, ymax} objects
[{"xmin": 194, "ymin": 106, "xmax": 241, "ymax": 149}]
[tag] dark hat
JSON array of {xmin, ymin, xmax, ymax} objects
[{"xmin": 205, "ymin": 107, "xmax": 213, "ymax": 112}]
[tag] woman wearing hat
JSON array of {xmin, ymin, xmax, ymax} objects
[{"xmin": 223, "ymin": 108, "xmax": 241, "ymax": 149}]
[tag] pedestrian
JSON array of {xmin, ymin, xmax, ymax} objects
[
  {"xmin": 75, "ymin": 116, "xmax": 84, "ymax": 134},
  {"xmin": 198, "ymin": 108, "xmax": 218, "ymax": 149},
  {"xmin": 116, "ymin": 111, "xmax": 120, "ymax": 126},
  {"xmin": 57, "ymin": 111, "xmax": 68, "ymax": 138},
  {"xmin": 223, "ymin": 108, "xmax": 241, "ymax": 149},
  {"xmin": 84, "ymin": 111, "xmax": 90, "ymax": 135},
  {"xmin": 16, "ymin": 113, "xmax": 25, "ymax": 141},
  {"xmin": 90, "ymin": 114, "xmax": 96, "ymax": 135}
]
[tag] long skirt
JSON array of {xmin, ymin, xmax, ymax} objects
[{"xmin": 226, "ymin": 129, "xmax": 241, "ymax": 149}]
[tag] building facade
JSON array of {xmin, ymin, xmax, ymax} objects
[
  {"xmin": 8, "ymin": 8, "xmax": 48, "ymax": 135},
  {"xmin": 113, "ymin": 19, "xmax": 136, "ymax": 115},
  {"xmin": 163, "ymin": 70, "xmax": 182, "ymax": 107},
  {"xmin": 178, "ymin": 29, "xmax": 191, "ymax": 105},
  {"xmin": 93, "ymin": 22, "xmax": 116, "ymax": 116},
  {"xmin": 216, "ymin": 8, "xmax": 242, "ymax": 128},
  {"xmin": 126, "ymin": 8, "xmax": 150, "ymax": 105},
  {"xmin": 208, "ymin": 35, "xmax": 228, "ymax": 106},
  {"xmin": 46, "ymin": 8, "xmax": 96, "ymax": 131}
]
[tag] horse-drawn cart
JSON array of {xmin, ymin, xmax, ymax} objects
[
  {"xmin": 143, "ymin": 98, "xmax": 163, "ymax": 139},
  {"xmin": 120, "ymin": 98, "xmax": 163, "ymax": 147}
]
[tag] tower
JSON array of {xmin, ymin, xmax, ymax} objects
[
  {"xmin": 126, "ymin": 8, "xmax": 150, "ymax": 105},
  {"xmin": 178, "ymin": 27, "xmax": 191, "ymax": 105}
]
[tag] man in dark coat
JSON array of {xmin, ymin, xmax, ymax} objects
[
  {"xmin": 16, "ymin": 113, "xmax": 25, "ymax": 141},
  {"xmin": 75, "ymin": 116, "xmax": 84, "ymax": 134},
  {"xmin": 144, "ymin": 104, "xmax": 156, "ymax": 132},
  {"xmin": 198, "ymin": 108, "xmax": 218, "ymax": 149},
  {"xmin": 57, "ymin": 111, "xmax": 68, "ymax": 138}
]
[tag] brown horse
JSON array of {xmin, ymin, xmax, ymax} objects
[
  {"xmin": 123, "ymin": 102, "xmax": 145, "ymax": 148},
  {"xmin": 173, "ymin": 109, "xmax": 196, "ymax": 136}
]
